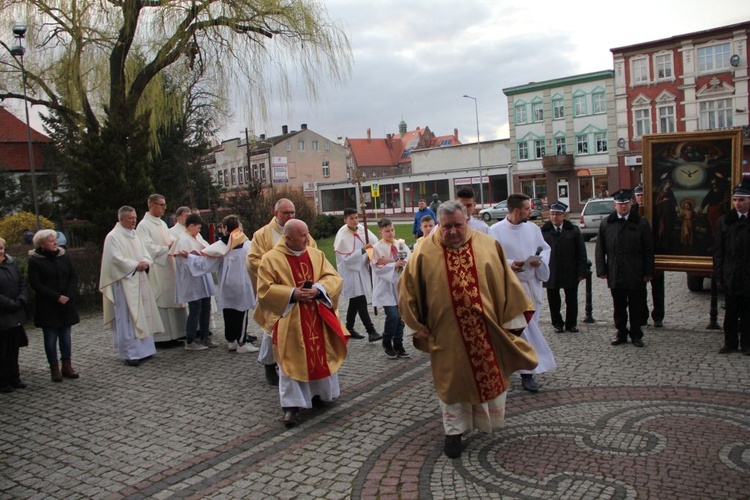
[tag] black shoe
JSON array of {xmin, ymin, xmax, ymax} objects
[
  {"xmin": 554, "ymin": 326, "xmax": 564, "ymax": 333},
  {"xmin": 384, "ymin": 347, "xmax": 398, "ymax": 359},
  {"xmin": 611, "ymin": 337, "xmax": 628, "ymax": 346},
  {"xmin": 395, "ymin": 346, "xmax": 410, "ymax": 358},
  {"xmin": 718, "ymin": 345, "xmax": 738, "ymax": 354},
  {"xmin": 566, "ymin": 326, "xmax": 579, "ymax": 333},
  {"xmin": 11, "ymin": 381, "xmax": 27, "ymax": 389},
  {"xmin": 311, "ymin": 395, "xmax": 327, "ymax": 409},
  {"xmin": 521, "ymin": 374, "xmax": 539, "ymax": 393},
  {"xmin": 125, "ymin": 359, "xmax": 140, "ymax": 367},
  {"xmin": 348, "ymin": 329, "xmax": 365, "ymax": 339},
  {"xmin": 368, "ymin": 332, "xmax": 383, "ymax": 342},
  {"xmin": 653, "ymin": 320, "xmax": 663, "ymax": 328},
  {"xmin": 265, "ymin": 364, "xmax": 280, "ymax": 386},
  {"xmin": 283, "ymin": 410, "xmax": 299, "ymax": 428},
  {"xmin": 0, "ymin": 385, "xmax": 14, "ymax": 394},
  {"xmin": 444, "ymin": 434, "xmax": 462, "ymax": 458},
  {"xmin": 631, "ymin": 338, "xmax": 645, "ymax": 348},
  {"xmin": 743, "ymin": 350, "xmax": 750, "ymax": 356}
]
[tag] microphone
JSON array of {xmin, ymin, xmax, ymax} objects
[{"xmin": 535, "ymin": 246, "xmax": 543, "ymax": 256}]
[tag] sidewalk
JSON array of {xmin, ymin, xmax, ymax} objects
[{"xmin": 1, "ymin": 247, "xmax": 748, "ymax": 499}]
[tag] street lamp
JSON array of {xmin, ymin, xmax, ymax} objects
[
  {"xmin": 462, "ymin": 95, "xmax": 484, "ymax": 206},
  {"xmin": 10, "ymin": 24, "xmax": 41, "ymax": 230}
]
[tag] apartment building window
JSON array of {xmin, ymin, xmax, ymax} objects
[
  {"xmin": 632, "ymin": 57, "xmax": 649, "ymax": 84},
  {"xmin": 231, "ymin": 168, "xmax": 236, "ymax": 185},
  {"xmin": 518, "ymin": 141, "xmax": 529, "ymax": 160},
  {"xmin": 239, "ymin": 166, "xmax": 244, "ymax": 184},
  {"xmin": 322, "ymin": 160, "xmax": 330, "ymax": 177},
  {"xmin": 217, "ymin": 170, "xmax": 223, "ymax": 185},
  {"xmin": 592, "ymin": 92, "xmax": 606, "ymax": 114},
  {"xmin": 285, "ymin": 141, "xmax": 291, "ymax": 152},
  {"xmin": 244, "ymin": 166, "xmax": 249, "ymax": 183},
  {"xmin": 553, "ymin": 99, "xmax": 564, "ymax": 119},
  {"xmin": 698, "ymin": 42, "xmax": 730, "ymax": 73},
  {"xmin": 595, "ymin": 132, "xmax": 608, "ymax": 153},
  {"xmin": 515, "ymin": 104, "xmax": 527, "ymax": 124},
  {"xmin": 576, "ymin": 134, "xmax": 589, "ymax": 155},
  {"xmin": 700, "ymin": 98, "xmax": 733, "ymax": 129},
  {"xmin": 573, "ymin": 95, "xmax": 587, "ymax": 117},
  {"xmin": 655, "ymin": 53, "xmax": 673, "ymax": 80},
  {"xmin": 534, "ymin": 139, "xmax": 545, "ymax": 159},
  {"xmin": 555, "ymin": 137, "xmax": 566, "ymax": 155},
  {"xmin": 260, "ymin": 163, "xmax": 266, "ymax": 180},
  {"xmin": 224, "ymin": 169, "xmax": 229, "ymax": 186},
  {"xmin": 532, "ymin": 102, "xmax": 544, "ymax": 122},
  {"xmin": 324, "ymin": 141, "xmax": 330, "ymax": 151},
  {"xmin": 634, "ymin": 108, "xmax": 651, "ymax": 138},
  {"xmin": 298, "ymin": 140, "xmax": 305, "ymax": 151},
  {"xmin": 312, "ymin": 140, "xmax": 319, "ymax": 151},
  {"xmin": 658, "ymin": 105, "xmax": 676, "ymax": 133}
]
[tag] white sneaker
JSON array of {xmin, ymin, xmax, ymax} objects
[
  {"xmin": 227, "ymin": 341, "xmax": 238, "ymax": 351},
  {"xmin": 236, "ymin": 343, "xmax": 259, "ymax": 353},
  {"xmin": 185, "ymin": 341, "xmax": 208, "ymax": 351}
]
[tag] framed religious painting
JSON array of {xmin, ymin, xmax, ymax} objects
[{"xmin": 641, "ymin": 128, "xmax": 743, "ymax": 273}]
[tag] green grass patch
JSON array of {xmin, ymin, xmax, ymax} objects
[{"xmin": 317, "ymin": 223, "xmax": 413, "ymax": 270}]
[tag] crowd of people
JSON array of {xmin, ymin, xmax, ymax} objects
[{"xmin": 2, "ymin": 179, "xmax": 748, "ymax": 461}]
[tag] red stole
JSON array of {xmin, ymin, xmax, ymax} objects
[
  {"xmin": 277, "ymin": 251, "xmax": 346, "ymax": 381},
  {"xmin": 442, "ymin": 239, "xmax": 506, "ymax": 400}
]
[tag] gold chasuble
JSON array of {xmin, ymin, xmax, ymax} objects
[
  {"xmin": 254, "ymin": 240, "xmax": 347, "ymax": 382},
  {"xmin": 398, "ymin": 228, "xmax": 538, "ymax": 405}
]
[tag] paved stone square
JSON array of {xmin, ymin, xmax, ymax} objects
[{"xmin": 1, "ymin": 242, "xmax": 749, "ymax": 499}]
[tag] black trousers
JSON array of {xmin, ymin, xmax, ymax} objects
[
  {"xmin": 345, "ymin": 295, "xmax": 376, "ymax": 335},
  {"xmin": 547, "ymin": 286, "xmax": 579, "ymax": 329},
  {"xmin": 647, "ymin": 272, "xmax": 665, "ymax": 322},
  {"xmin": 223, "ymin": 308, "xmax": 249, "ymax": 344},
  {"xmin": 0, "ymin": 327, "xmax": 24, "ymax": 387},
  {"xmin": 723, "ymin": 294, "xmax": 750, "ymax": 351},
  {"xmin": 611, "ymin": 288, "xmax": 647, "ymax": 340}
]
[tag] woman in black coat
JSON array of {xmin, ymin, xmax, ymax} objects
[
  {"xmin": 0, "ymin": 237, "xmax": 29, "ymax": 393},
  {"xmin": 27, "ymin": 229, "xmax": 80, "ymax": 382}
]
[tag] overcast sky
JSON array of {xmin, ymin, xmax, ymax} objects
[{"xmin": 220, "ymin": 0, "xmax": 748, "ymax": 145}]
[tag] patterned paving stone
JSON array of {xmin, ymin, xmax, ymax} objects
[{"xmin": 1, "ymin": 241, "xmax": 748, "ymax": 498}]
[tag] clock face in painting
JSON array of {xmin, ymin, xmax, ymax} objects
[{"xmin": 672, "ymin": 163, "xmax": 707, "ymax": 189}]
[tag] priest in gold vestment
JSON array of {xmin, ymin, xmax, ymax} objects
[
  {"xmin": 254, "ymin": 220, "xmax": 348, "ymax": 428},
  {"xmin": 398, "ymin": 201, "xmax": 538, "ymax": 458}
]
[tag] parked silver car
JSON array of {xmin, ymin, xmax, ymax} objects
[
  {"xmin": 579, "ymin": 198, "xmax": 614, "ymax": 241},
  {"xmin": 479, "ymin": 198, "xmax": 543, "ymax": 222}
]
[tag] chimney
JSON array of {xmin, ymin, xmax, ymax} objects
[
  {"xmin": 454, "ymin": 128, "xmax": 458, "ymax": 139},
  {"xmin": 367, "ymin": 128, "xmax": 371, "ymax": 142},
  {"xmin": 301, "ymin": 123, "xmax": 307, "ymax": 130},
  {"xmin": 282, "ymin": 125, "xmax": 288, "ymax": 134},
  {"xmin": 260, "ymin": 134, "xmax": 266, "ymax": 140}
]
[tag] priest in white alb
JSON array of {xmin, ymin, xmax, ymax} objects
[
  {"xmin": 136, "ymin": 194, "xmax": 187, "ymax": 342},
  {"xmin": 99, "ymin": 206, "xmax": 163, "ymax": 367},
  {"xmin": 489, "ymin": 193, "xmax": 556, "ymax": 393}
]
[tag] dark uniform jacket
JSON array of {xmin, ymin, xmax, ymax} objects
[
  {"xmin": 595, "ymin": 210, "xmax": 654, "ymax": 290},
  {"xmin": 541, "ymin": 219, "xmax": 587, "ymax": 289},
  {"xmin": 27, "ymin": 247, "xmax": 80, "ymax": 328},
  {"xmin": 713, "ymin": 210, "xmax": 750, "ymax": 296},
  {"xmin": 0, "ymin": 256, "xmax": 29, "ymax": 334}
]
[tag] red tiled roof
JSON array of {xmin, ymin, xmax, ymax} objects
[
  {"xmin": 347, "ymin": 138, "xmax": 402, "ymax": 167},
  {"xmin": 0, "ymin": 107, "xmax": 50, "ymax": 143}
]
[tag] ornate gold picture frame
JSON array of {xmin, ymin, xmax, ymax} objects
[{"xmin": 642, "ymin": 129, "xmax": 743, "ymax": 272}]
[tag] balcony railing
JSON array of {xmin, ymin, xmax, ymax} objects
[{"xmin": 541, "ymin": 154, "xmax": 574, "ymax": 171}]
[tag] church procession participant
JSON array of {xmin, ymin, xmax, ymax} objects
[
  {"xmin": 334, "ymin": 208, "xmax": 382, "ymax": 342},
  {"xmin": 633, "ymin": 184, "xmax": 665, "ymax": 328},
  {"xmin": 178, "ymin": 215, "xmax": 259, "ymax": 353},
  {"xmin": 713, "ymin": 178, "xmax": 750, "ymax": 355},
  {"xmin": 540, "ymin": 201, "xmax": 588, "ymax": 333},
  {"xmin": 168, "ymin": 206, "xmax": 192, "ymax": 241},
  {"xmin": 254, "ymin": 219, "xmax": 348, "ymax": 428},
  {"xmin": 136, "ymin": 194, "xmax": 187, "ymax": 342},
  {"xmin": 456, "ymin": 186, "xmax": 490, "ymax": 234},
  {"xmin": 247, "ymin": 198, "xmax": 317, "ymax": 386},
  {"xmin": 399, "ymin": 200, "xmax": 538, "ymax": 458},
  {"xmin": 99, "ymin": 206, "xmax": 163, "ymax": 367},
  {"xmin": 489, "ymin": 193, "xmax": 556, "ymax": 393},
  {"xmin": 595, "ymin": 189, "xmax": 654, "ymax": 348},
  {"xmin": 371, "ymin": 218, "xmax": 411, "ymax": 359},
  {"xmin": 172, "ymin": 214, "xmax": 215, "ymax": 351}
]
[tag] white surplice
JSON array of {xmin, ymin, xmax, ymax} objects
[{"xmin": 334, "ymin": 224, "xmax": 378, "ymax": 299}]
